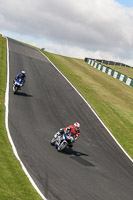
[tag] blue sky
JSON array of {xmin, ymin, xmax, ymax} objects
[
  {"xmin": 1, "ymin": 0, "xmax": 133, "ymax": 66},
  {"xmin": 116, "ymin": 0, "xmax": 133, "ymax": 7}
]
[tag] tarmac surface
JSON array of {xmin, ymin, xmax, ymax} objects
[{"xmin": 8, "ymin": 38, "xmax": 133, "ymax": 200}]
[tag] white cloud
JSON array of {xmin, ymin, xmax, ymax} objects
[{"xmin": 1, "ymin": 0, "xmax": 133, "ymax": 66}]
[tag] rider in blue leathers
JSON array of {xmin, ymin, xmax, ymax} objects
[{"xmin": 14, "ymin": 71, "xmax": 26, "ymax": 86}]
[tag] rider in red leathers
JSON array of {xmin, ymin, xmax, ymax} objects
[
  {"xmin": 54, "ymin": 122, "xmax": 80, "ymax": 147},
  {"xmin": 64, "ymin": 122, "xmax": 80, "ymax": 141}
]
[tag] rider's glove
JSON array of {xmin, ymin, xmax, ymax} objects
[{"xmin": 59, "ymin": 128, "xmax": 64, "ymax": 134}]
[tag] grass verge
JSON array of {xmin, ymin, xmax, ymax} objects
[
  {"xmin": 0, "ymin": 34, "xmax": 43, "ymax": 200},
  {"xmin": 43, "ymin": 50, "xmax": 133, "ymax": 159}
]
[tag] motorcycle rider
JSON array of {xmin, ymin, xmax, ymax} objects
[
  {"xmin": 54, "ymin": 122, "xmax": 80, "ymax": 147},
  {"xmin": 14, "ymin": 70, "xmax": 26, "ymax": 87}
]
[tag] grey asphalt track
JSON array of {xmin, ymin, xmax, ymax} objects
[{"xmin": 8, "ymin": 38, "xmax": 133, "ymax": 200}]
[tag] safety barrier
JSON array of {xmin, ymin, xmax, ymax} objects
[
  {"xmin": 84, "ymin": 58, "xmax": 133, "ymax": 68},
  {"xmin": 85, "ymin": 58, "xmax": 133, "ymax": 87}
]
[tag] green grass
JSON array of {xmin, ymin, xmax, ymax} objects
[
  {"xmin": 0, "ymin": 34, "xmax": 43, "ymax": 200},
  {"xmin": 43, "ymin": 51, "xmax": 133, "ymax": 158}
]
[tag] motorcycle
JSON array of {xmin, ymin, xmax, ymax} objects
[
  {"xmin": 51, "ymin": 131, "xmax": 75, "ymax": 152},
  {"xmin": 13, "ymin": 78, "xmax": 23, "ymax": 94}
]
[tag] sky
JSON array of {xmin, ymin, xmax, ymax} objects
[
  {"xmin": 116, "ymin": 0, "xmax": 133, "ymax": 7},
  {"xmin": 1, "ymin": 0, "xmax": 133, "ymax": 66}
]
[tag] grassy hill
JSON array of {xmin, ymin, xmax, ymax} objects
[{"xmin": 0, "ymin": 34, "xmax": 133, "ymax": 199}]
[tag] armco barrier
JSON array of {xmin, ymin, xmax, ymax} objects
[
  {"xmin": 85, "ymin": 58, "xmax": 133, "ymax": 87},
  {"xmin": 84, "ymin": 57, "xmax": 133, "ymax": 68}
]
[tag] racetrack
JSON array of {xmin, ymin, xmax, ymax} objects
[{"xmin": 8, "ymin": 38, "xmax": 133, "ymax": 200}]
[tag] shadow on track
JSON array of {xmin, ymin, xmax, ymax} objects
[
  {"xmin": 62, "ymin": 147, "xmax": 88, "ymax": 156},
  {"xmin": 14, "ymin": 92, "xmax": 33, "ymax": 97},
  {"xmin": 62, "ymin": 148, "xmax": 95, "ymax": 167}
]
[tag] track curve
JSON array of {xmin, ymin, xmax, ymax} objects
[{"xmin": 8, "ymin": 38, "xmax": 133, "ymax": 200}]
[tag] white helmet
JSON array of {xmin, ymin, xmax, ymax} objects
[
  {"xmin": 21, "ymin": 70, "xmax": 25, "ymax": 75},
  {"xmin": 74, "ymin": 122, "xmax": 80, "ymax": 130}
]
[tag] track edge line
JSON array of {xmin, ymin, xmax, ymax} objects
[{"xmin": 5, "ymin": 38, "xmax": 47, "ymax": 200}]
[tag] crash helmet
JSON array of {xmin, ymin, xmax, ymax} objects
[
  {"xmin": 74, "ymin": 122, "xmax": 80, "ymax": 130},
  {"xmin": 21, "ymin": 70, "xmax": 26, "ymax": 75}
]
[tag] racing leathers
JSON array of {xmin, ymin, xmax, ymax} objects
[
  {"xmin": 54, "ymin": 125, "xmax": 80, "ymax": 147},
  {"xmin": 14, "ymin": 72, "xmax": 26, "ymax": 86}
]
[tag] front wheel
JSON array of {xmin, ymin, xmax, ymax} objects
[
  {"xmin": 50, "ymin": 137, "xmax": 56, "ymax": 146},
  {"xmin": 57, "ymin": 140, "xmax": 68, "ymax": 152},
  {"xmin": 13, "ymin": 85, "xmax": 17, "ymax": 94}
]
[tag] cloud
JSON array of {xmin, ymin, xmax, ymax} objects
[{"xmin": 1, "ymin": 0, "xmax": 133, "ymax": 66}]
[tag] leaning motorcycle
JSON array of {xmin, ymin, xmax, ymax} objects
[
  {"xmin": 51, "ymin": 132, "xmax": 75, "ymax": 152},
  {"xmin": 13, "ymin": 78, "xmax": 23, "ymax": 94}
]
